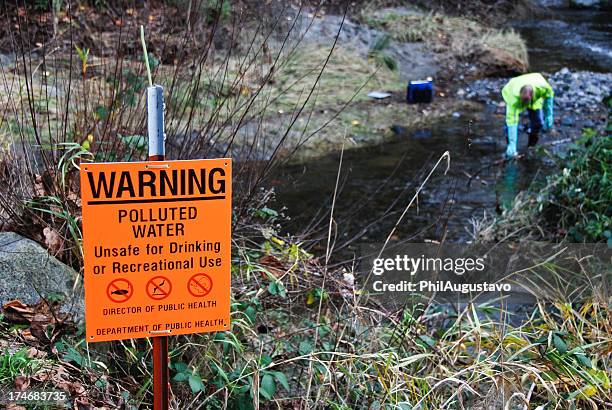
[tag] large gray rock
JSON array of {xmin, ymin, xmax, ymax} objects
[{"xmin": 0, "ymin": 232, "xmax": 84, "ymax": 321}]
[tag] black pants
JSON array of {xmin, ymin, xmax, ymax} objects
[{"xmin": 526, "ymin": 108, "xmax": 544, "ymax": 147}]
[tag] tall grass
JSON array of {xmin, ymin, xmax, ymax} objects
[{"xmin": 7, "ymin": 227, "xmax": 606, "ymax": 408}]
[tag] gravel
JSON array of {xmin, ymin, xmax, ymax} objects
[{"xmin": 463, "ymin": 68, "xmax": 611, "ymax": 114}]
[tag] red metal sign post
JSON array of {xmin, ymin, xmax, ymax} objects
[{"xmin": 152, "ymin": 335, "xmax": 169, "ymax": 410}]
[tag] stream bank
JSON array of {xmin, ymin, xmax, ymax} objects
[
  {"xmin": 272, "ymin": 5, "xmax": 612, "ymax": 247},
  {"xmin": 221, "ymin": 4, "xmax": 530, "ymax": 162}
]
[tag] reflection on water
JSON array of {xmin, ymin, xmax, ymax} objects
[
  {"xmin": 499, "ymin": 161, "xmax": 520, "ymax": 210},
  {"xmin": 513, "ymin": 8, "xmax": 612, "ymax": 73},
  {"xmin": 273, "ymin": 107, "xmax": 551, "ymax": 246}
]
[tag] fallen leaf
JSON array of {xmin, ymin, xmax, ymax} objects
[
  {"xmin": 2, "ymin": 300, "xmax": 34, "ymax": 324},
  {"xmin": 14, "ymin": 375, "xmax": 30, "ymax": 391},
  {"xmin": 48, "ymin": 365, "xmax": 73, "ymax": 392},
  {"xmin": 26, "ymin": 346, "xmax": 47, "ymax": 359},
  {"xmin": 68, "ymin": 381, "xmax": 86, "ymax": 396},
  {"xmin": 43, "ymin": 226, "xmax": 63, "ymax": 255},
  {"xmin": 32, "ymin": 369, "xmax": 52, "ymax": 382},
  {"xmin": 30, "ymin": 313, "xmax": 52, "ymax": 344},
  {"xmin": 259, "ymin": 255, "xmax": 284, "ymax": 278},
  {"xmin": 74, "ymin": 396, "xmax": 92, "ymax": 408},
  {"xmin": 3, "ymin": 299, "xmax": 70, "ymax": 345},
  {"xmin": 19, "ymin": 328, "xmax": 38, "ymax": 343},
  {"xmin": 4, "ymin": 299, "xmax": 65, "ymax": 324}
]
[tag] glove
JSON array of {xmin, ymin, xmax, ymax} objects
[
  {"xmin": 505, "ymin": 125, "xmax": 518, "ymax": 158},
  {"xmin": 543, "ymin": 96, "xmax": 554, "ymax": 130}
]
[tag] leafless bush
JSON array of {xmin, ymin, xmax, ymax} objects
[{"xmin": 0, "ymin": 0, "xmax": 348, "ymax": 267}]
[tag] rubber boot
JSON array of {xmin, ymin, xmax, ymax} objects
[{"xmin": 505, "ymin": 125, "xmax": 519, "ymax": 158}]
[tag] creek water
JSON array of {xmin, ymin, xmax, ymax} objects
[
  {"xmin": 514, "ymin": 7, "xmax": 612, "ymax": 73},
  {"xmin": 271, "ymin": 7, "xmax": 612, "ymax": 251},
  {"xmin": 272, "ymin": 108, "xmax": 545, "ymax": 249}
]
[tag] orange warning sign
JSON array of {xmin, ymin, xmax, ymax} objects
[{"xmin": 80, "ymin": 159, "xmax": 232, "ymax": 342}]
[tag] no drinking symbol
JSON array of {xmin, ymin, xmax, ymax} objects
[
  {"xmin": 188, "ymin": 273, "xmax": 213, "ymax": 297},
  {"xmin": 146, "ymin": 276, "xmax": 172, "ymax": 301}
]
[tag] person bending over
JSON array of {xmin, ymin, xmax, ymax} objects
[{"xmin": 501, "ymin": 73, "xmax": 554, "ymax": 158}]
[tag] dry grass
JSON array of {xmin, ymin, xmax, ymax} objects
[
  {"xmin": 361, "ymin": 7, "xmax": 529, "ymax": 73},
  {"xmin": 2, "ymin": 232, "xmax": 611, "ymax": 408},
  {"xmin": 269, "ymin": 45, "xmax": 400, "ymax": 111},
  {"xmin": 201, "ymin": 236, "xmax": 611, "ymax": 409},
  {"xmin": 469, "ymin": 192, "xmax": 542, "ymax": 243}
]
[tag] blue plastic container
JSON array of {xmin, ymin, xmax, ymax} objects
[{"xmin": 407, "ymin": 80, "xmax": 434, "ymax": 104}]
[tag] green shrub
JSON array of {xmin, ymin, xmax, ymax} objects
[
  {"xmin": 473, "ymin": 125, "xmax": 611, "ymax": 244},
  {"xmin": 543, "ymin": 133, "xmax": 611, "ymax": 242}
]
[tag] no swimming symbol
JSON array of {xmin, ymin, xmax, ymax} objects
[{"xmin": 146, "ymin": 276, "xmax": 172, "ymax": 300}]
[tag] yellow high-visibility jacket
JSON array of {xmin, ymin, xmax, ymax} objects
[{"xmin": 502, "ymin": 73, "xmax": 554, "ymax": 126}]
